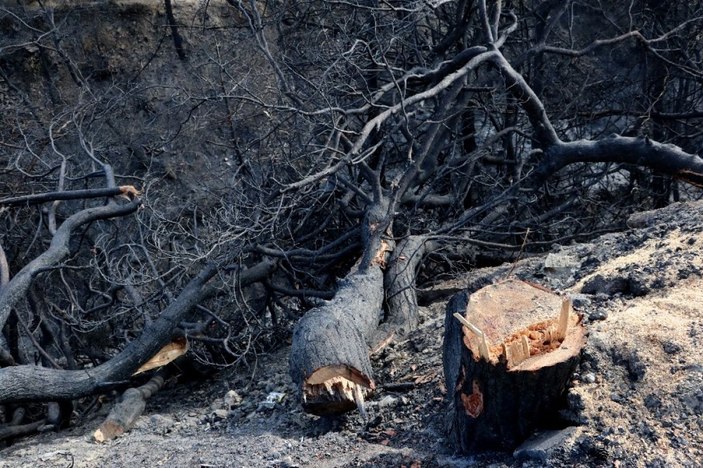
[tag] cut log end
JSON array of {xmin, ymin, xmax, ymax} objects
[
  {"xmin": 93, "ymin": 420, "xmax": 124, "ymax": 443},
  {"xmin": 302, "ymin": 365, "xmax": 375, "ymax": 416}
]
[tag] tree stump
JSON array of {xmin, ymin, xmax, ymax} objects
[{"xmin": 443, "ymin": 279, "xmax": 587, "ymax": 452}]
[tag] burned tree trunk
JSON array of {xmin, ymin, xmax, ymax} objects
[
  {"xmin": 444, "ymin": 279, "xmax": 586, "ymax": 452},
  {"xmin": 289, "ymin": 266, "xmax": 383, "ymax": 416},
  {"xmin": 384, "ymin": 236, "xmax": 438, "ymax": 334},
  {"xmin": 289, "ymin": 198, "xmax": 394, "ymax": 416}
]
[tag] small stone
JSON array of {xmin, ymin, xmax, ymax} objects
[
  {"xmin": 589, "ymin": 309, "xmax": 608, "ymax": 321},
  {"xmin": 258, "ymin": 391, "xmax": 286, "ymax": 411},
  {"xmin": 570, "ymin": 294, "xmax": 592, "ymax": 309},
  {"xmin": 378, "ymin": 395, "xmax": 399, "ymax": 408},
  {"xmin": 513, "ymin": 428, "xmax": 576, "ymax": 461},
  {"xmin": 644, "ymin": 394, "xmax": 662, "ymax": 411},
  {"xmin": 224, "ymin": 390, "xmax": 243, "ymax": 409},
  {"xmin": 581, "ymin": 275, "xmax": 628, "ymax": 296},
  {"xmin": 662, "ymin": 341, "xmax": 682, "ymax": 355},
  {"xmin": 582, "ymin": 373, "xmax": 596, "ymax": 384},
  {"xmin": 627, "ymin": 274, "xmax": 650, "ymax": 296}
]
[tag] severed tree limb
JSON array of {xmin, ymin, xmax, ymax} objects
[
  {"xmin": 289, "ymin": 265, "xmax": 384, "ymax": 415},
  {"xmin": 93, "ymin": 373, "xmax": 166, "ymax": 442},
  {"xmin": 290, "ymin": 200, "xmax": 393, "ymax": 416},
  {"xmin": 0, "ymin": 419, "xmax": 46, "ymax": 441},
  {"xmin": 0, "ymin": 258, "xmax": 276, "ymax": 404},
  {"xmin": 0, "ymin": 263, "xmax": 215, "ymax": 403},
  {"xmin": 0, "ymin": 186, "xmax": 140, "ymax": 207},
  {"xmin": 0, "ymin": 407, "xmax": 47, "ymax": 442}
]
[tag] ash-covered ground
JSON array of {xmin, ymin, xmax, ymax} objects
[{"xmin": 2, "ymin": 201, "xmax": 703, "ymax": 467}]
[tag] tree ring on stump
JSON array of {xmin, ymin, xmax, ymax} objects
[{"xmin": 459, "ymin": 280, "xmax": 586, "ymax": 370}]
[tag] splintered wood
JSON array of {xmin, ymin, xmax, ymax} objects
[
  {"xmin": 454, "ymin": 280, "xmax": 585, "ymax": 370},
  {"xmin": 302, "ymin": 365, "xmax": 374, "ymax": 416},
  {"xmin": 132, "ymin": 337, "xmax": 188, "ymax": 376}
]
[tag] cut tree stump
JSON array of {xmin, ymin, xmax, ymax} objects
[{"xmin": 443, "ymin": 279, "xmax": 587, "ymax": 452}]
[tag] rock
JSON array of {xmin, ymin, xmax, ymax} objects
[
  {"xmin": 544, "ymin": 252, "xmax": 581, "ymax": 271},
  {"xmin": 513, "ymin": 427, "xmax": 576, "ymax": 461},
  {"xmin": 211, "ymin": 409, "xmax": 229, "ymax": 420},
  {"xmin": 611, "ymin": 348, "xmax": 646, "ymax": 382},
  {"xmin": 569, "ymin": 294, "xmax": 592, "ymax": 309},
  {"xmin": 581, "ymin": 275, "xmax": 628, "ymax": 296},
  {"xmin": 627, "ymin": 273, "xmax": 650, "ymax": 296},
  {"xmin": 543, "ymin": 252, "xmax": 581, "ymax": 282},
  {"xmin": 224, "ymin": 390, "xmax": 243, "ymax": 409},
  {"xmin": 378, "ymin": 395, "xmax": 399, "ymax": 408},
  {"xmin": 589, "ymin": 309, "xmax": 608, "ymax": 321},
  {"xmin": 258, "ymin": 391, "xmax": 286, "ymax": 410},
  {"xmin": 678, "ymin": 385, "xmax": 703, "ymax": 414},
  {"xmin": 582, "ymin": 373, "xmax": 596, "ymax": 384},
  {"xmin": 644, "ymin": 394, "xmax": 662, "ymax": 412},
  {"xmin": 661, "ymin": 341, "xmax": 682, "ymax": 355}
]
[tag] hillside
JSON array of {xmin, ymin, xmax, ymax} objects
[{"xmin": 2, "ymin": 200, "xmax": 702, "ymax": 467}]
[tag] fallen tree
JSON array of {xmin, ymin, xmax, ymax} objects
[
  {"xmin": 285, "ymin": 0, "xmax": 703, "ymax": 417},
  {"xmin": 1, "ymin": 0, "xmax": 703, "ymax": 445}
]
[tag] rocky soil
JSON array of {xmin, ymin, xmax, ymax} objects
[{"xmin": 2, "ymin": 202, "xmax": 703, "ymax": 467}]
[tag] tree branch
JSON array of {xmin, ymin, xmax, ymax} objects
[
  {"xmin": 542, "ymin": 136, "xmax": 703, "ymax": 186},
  {"xmin": 0, "ymin": 200, "xmax": 141, "ymax": 338}
]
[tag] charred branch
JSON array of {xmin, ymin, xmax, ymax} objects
[
  {"xmin": 0, "ymin": 186, "xmax": 137, "ymax": 207},
  {"xmin": 541, "ymin": 137, "xmax": 703, "ymax": 187}
]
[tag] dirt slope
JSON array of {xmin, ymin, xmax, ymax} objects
[{"xmin": 2, "ymin": 201, "xmax": 703, "ymax": 467}]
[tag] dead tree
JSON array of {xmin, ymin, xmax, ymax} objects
[
  {"xmin": 1, "ymin": 0, "xmax": 703, "ymax": 444},
  {"xmin": 285, "ymin": 0, "xmax": 703, "ymax": 416}
]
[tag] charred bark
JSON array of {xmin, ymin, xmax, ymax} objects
[
  {"xmin": 0, "ymin": 419, "xmax": 45, "ymax": 442},
  {"xmin": 289, "ymin": 194, "xmax": 395, "ymax": 416},
  {"xmin": 542, "ymin": 136, "xmax": 703, "ymax": 187},
  {"xmin": 384, "ymin": 236, "xmax": 439, "ymax": 333},
  {"xmin": 289, "ymin": 266, "xmax": 383, "ymax": 415}
]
